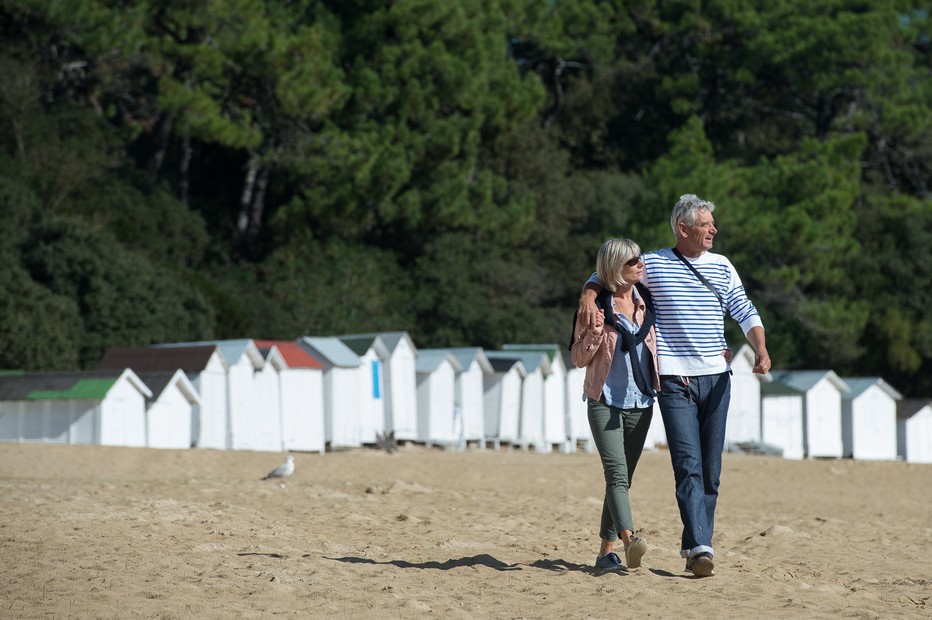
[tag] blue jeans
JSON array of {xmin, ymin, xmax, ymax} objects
[{"xmin": 657, "ymin": 372, "xmax": 731, "ymax": 559}]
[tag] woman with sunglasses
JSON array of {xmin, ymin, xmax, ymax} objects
[{"xmin": 570, "ymin": 237, "xmax": 658, "ymax": 572}]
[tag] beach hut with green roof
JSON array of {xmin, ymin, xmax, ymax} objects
[{"xmin": 0, "ymin": 369, "xmax": 152, "ymax": 446}]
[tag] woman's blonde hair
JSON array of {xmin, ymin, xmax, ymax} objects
[{"xmin": 596, "ymin": 238, "xmax": 641, "ymax": 293}]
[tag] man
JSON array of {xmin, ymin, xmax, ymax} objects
[{"xmin": 578, "ymin": 193, "xmax": 770, "ymax": 577}]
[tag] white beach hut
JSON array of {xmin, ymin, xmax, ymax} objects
[
  {"xmin": 152, "ymin": 340, "xmax": 267, "ymax": 451},
  {"xmin": 415, "ymin": 350, "xmax": 462, "ymax": 447},
  {"xmin": 562, "ymin": 351, "xmax": 592, "ymax": 451},
  {"xmin": 423, "ymin": 348, "xmax": 492, "ymax": 447},
  {"xmin": 0, "ymin": 369, "xmax": 152, "ymax": 447},
  {"xmin": 504, "ymin": 344, "xmax": 569, "ymax": 452},
  {"xmin": 486, "ymin": 351, "xmax": 550, "ymax": 452},
  {"xmin": 760, "ymin": 379, "xmax": 804, "ymax": 459},
  {"xmin": 896, "ymin": 399, "xmax": 932, "ymax": 464},
  {"xmin": 340, "ymin": 332, "xmax": 419, "ymax": 441},
  {"xmin": 138, "ymin": 370, "xmax": 201, "ymax": 449},
  {"xmin": 252, "ymin": 345, "xmax": 287, "ymax": 452},
  {"xmin": 482, "ymin": 357, "xmax": 526, "ymax": 449},
  {"xmin": 726, "ymin": 344, "xmax": 773, "ymax": 446},
  {"xmin": 99, "ymin": 345, "xmax": 229, "ymax": 450},
  {"xmin": 644, "ymin": 401, "xmax": 666, "ymax": 451},
  {"xmin": 255, "ymin": 340, "xmax": 325, "ymax": 454},
  {"xmin": 336, "ymin": 334, "xmax": 388, "ymax": 445},
  {"xmin": 840, "ymin": 377, "xmax": 902, "ymax": 460},
  {"xmin": 762, "ymin": 370, "xmax": 849, "ymax": 459},
  {"xmin": 296, "ymin": 336, "xmax": 363, "ymax": 449}
]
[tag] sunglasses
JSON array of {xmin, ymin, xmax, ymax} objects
[{"xmin": 624, "ymin": 255, "xmax": 642, "ymax": 267}]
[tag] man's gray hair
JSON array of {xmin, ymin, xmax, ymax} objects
[{"xmin": 670, "ymin": 193, "xmax": 716, "ymax": 239}]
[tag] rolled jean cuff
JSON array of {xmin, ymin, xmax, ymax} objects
[{"xmin": 681, "ymin": 545, "xmax": 714, "ymax": 559}]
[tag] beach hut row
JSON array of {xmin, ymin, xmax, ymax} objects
[
  {"xmin": 1, "ymin": 338, "xmax": 930, "ymax": 464},
  {"xmin": 0, "ymin": 335, "xmax": 594, "ymax": 455},
  {"xmin": 642, "ymin": 344, "xmax": 932, "ymax": 464}
]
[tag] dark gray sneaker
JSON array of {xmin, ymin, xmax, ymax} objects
[
  {"xmin": 594, "ymin": 552, "xmax": 623, "ymax": 572},
  {"xmin": 685, "ymin": 552, "xmax": 715, "ymax": 577}
]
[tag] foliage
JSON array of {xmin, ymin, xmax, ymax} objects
[{"xmin": 0, "ymin": 0, "xmax": 930, "ymax": 396}]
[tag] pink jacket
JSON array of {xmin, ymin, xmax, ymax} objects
[{"xmin": 570, "ymin": 294, "xmax": 660, "ymax": 402}]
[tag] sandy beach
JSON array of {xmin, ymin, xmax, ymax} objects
[{"xmin": 0, "ymin": 442, "xmax": 929, "ymax": 618}]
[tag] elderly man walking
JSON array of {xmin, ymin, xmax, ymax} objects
[{"xmin": 578, "ymin": 193, "xmax": 770, "ymax": 577}]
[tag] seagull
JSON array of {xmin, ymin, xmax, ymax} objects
[{"xmin": 261, "ymin": 455, "xmax": 295, "ymax": 488}]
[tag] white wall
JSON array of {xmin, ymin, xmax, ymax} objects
[{"xmin": 762, "ymin": 394, "xmax": 804, "ymax": 460}]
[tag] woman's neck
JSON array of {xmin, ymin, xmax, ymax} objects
[{"xmin": 614, "ymin": 283, "xmax": 634, "ymax": 300}]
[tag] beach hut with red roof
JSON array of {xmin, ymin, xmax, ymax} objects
[{"xmin": 255, "ymin": 340, "xmax": 325, "ymax": 454}]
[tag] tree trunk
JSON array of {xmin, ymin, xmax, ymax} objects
[
  {"xmin": 148, "ymin": 114, "xmax": 174, "ymax": 178},
  {"xmin": 239, "ymin": 152, "xmax": 259, "ymax": 234},
  {"xmin": 178, "ymin": 133, "xmax": 192, "ymax": 204}
]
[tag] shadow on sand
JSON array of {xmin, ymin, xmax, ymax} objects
[{"xmin": 329, "ymin": 554, "xmax": 629, "ymax": 576}]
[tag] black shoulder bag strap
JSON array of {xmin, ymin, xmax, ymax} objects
[{"xmin": 671, "ymin": 248, "xmax": 724, "ymax": 309}]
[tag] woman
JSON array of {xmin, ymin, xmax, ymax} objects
[{"xmin": 571, "ymin": 238, "xmax": 659, "ymax": 572}]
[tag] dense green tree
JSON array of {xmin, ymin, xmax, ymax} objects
[
  {"xmin": 0, "ymin": 0, "xmax": 930, "ymax": 396},
  {"xmin": 20, "ymin": 217, "xmax": 215, "ymax": 367}
]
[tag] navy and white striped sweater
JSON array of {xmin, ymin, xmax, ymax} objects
[{"xmin": 589, "ymin": 248, "xmax": 763, "ymax": 377}]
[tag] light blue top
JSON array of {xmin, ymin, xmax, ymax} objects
[{"xmin": 602, "ymin": 294, "xmax": 654, "ymax": 409}]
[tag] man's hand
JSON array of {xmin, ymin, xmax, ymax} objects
[
  {"xmin": 578, "ymin": 282, "xmax": 603, "ymax": 330},
  {"xmin": 746, "ymin": 326, "xmax": 771, "ymax": 374}
]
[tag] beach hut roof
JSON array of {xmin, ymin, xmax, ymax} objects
[
  {"xmin": 897, "ymin": 398, "xmax": 932, "ymax": 420},
  {"xmin": 486, "ymin": 356, "xmax": 529, "ymax": 377},
  {"xmin": 374, "ymin": 331, "xmax": 417, "ymax": 353},
  {"xmin": 331, "ymin": 331, "xmax": 417, "ymax": 355},
  {"xmin": 335, "ymin": 334, "xmax": 392, "ymax": 358},
  {"xmin": 137, "ymin": 370, "xmax": 201, "ymax": 405},
  {"xmin": 254, "ymin": 340, "xmax": 324, "ymax": 369},
  {"xmin": 763, "ymin": 370, "xmax": 850, "ymax": 395},
  {"xmin": 840, "ymin": 376, "xmax": 903, "ymax": 401},
  {"xmin": 415, "ymin": 351, "xmax": 463, "ymax": 374},
  {"xmin": 420, "ymin": 347, "xmax": 493, "ymax": 374},
  {"xmin": 98, "ymin": 345, "xmax": 226, "ymax": 373},
  {"xmin": 486, "ymin": 350, "xmax": 551, "ymax": 375},
  {"xmin": 502, "ymin": 343, "xmax": 563, "ymax": 364},
  {"xmin": 0, "ymin": 369, "xmax": 152, "ymax": 401},
  {"xmin": 152, "ymin": 339, "xmax": 264, "ymax": 369},
  {"xmin": 296, "ymin": 336, "xmax": 362, "ymax": 368}
]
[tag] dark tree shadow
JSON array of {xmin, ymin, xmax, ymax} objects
[
  {"xmin": 238, "ymin": 552, "xmax": 286, "ymax": 559},
  {"xmin": 649, "ymin": 567, "xmax": 697, "ymax": 579},
  {"xmin": 328, "ymin": 554, "xmax": 521, "ymax": 571},
  {"xmin": 329, "ymin": 554, "xmax": 627, "ymax": 575}
]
